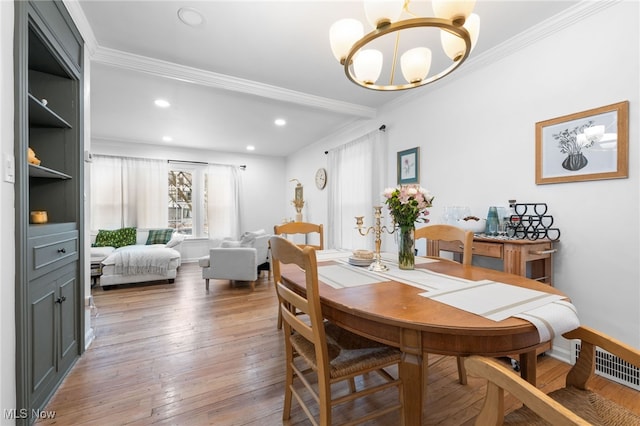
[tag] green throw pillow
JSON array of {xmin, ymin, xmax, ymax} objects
[
  {"xmin": 146, "ymin": 229, "xmax": 174, "ymax": 245},
  {"xmin": 94, "ymin": 227, "xmax": 137, "ymax": 248}
]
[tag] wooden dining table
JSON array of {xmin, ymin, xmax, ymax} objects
[{"xmin": 279, "ymin": 254, "xmax": 569, "ymax": 425}]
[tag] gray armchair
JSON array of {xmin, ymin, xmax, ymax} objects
[{"xmin": 198, "ymin": 230, "xmax": 270, "ymax": 292}]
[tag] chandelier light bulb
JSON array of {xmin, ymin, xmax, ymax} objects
[
  {"xmin": 364, "ymin": 0, "xmax": 404, "ymax": 29},
  {"xmin": 330, "ymin": 19, "xmax": 364, "ymax": 64},
  {"xmin": 353, "ymin": 49, "xmax": 383, "ymax": 84},
  {"xmin": 441, "ymin": 13, "xmax": 480, "ymax": 61},
  {"xmin": 401, "ymin": 47, "xmax": 432, "ymax": 83},
  {"xmin": 432, "ymin": 0, "xmax": 476, "ymax": 25}
]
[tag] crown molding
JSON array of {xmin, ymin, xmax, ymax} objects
[
  {"xmin": 384, "ymin": 0, "xmax": 617, "ymax": 111},
  {"xmin": 63, "ymin": 0, "xmax": 375, "ymax": 120},
  {"xmin": 463, "ymin": 0, "xmax": 617, "ymax": 74},
  {"xmin": 91, "ymin": 47, "xmax": 376, "ymax": 119}
]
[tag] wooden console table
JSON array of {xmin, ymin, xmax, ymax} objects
[{"xmin": 435, "ymin": 236, "xmax": 558, "ymax": 286}]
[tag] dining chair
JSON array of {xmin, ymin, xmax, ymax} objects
[
  {"xmin": 273, "ymin": 221, "xmax": 324, "ymax": 250},
  {"xmin": 269, "ymin": 236, "xmax": 404, "ymax": 425},
  {"xmin": 273, "ymin": 222, "xmax": 324, "ymax": 329},
  {"xmin": 465, "ymin": 325, "xmax": 640, "ymax": 425},
  {"xmin": 415, "ymin": 223, "xmax": 474, "ymax": 266},
  {"xmin": 415, "ymin": 224, "xmax": 474, "ymax": 386}
]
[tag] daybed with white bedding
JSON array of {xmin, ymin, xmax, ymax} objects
[
  {"xmin": 91, "ymin": 228, "xmax": 184, "ymax": 288},
  {"xmin": 100, "ymin": 244, "xmax": 182, "ymax": 286}
]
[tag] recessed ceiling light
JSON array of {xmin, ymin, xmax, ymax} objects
[
  {"xmin": 275, "ymin": 118, "xmax": 286, "ymax": 126},
  {"xmin": 178, "ymin": 7, "xmax": 205, "ymax": 27},
  {"xmin": 246, "ymin": 145, "xmax": 255, "ymax": 151},
  {"xmin": 154, "ymin": 99, "xmax": 170, "ymax": 108},
  {"xmin": 162, "ymin": 136, "xmax": 173, "ymax": 142}
]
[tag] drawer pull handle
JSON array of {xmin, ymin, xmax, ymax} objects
[
  {"xmin": 57, "ymin": 248, "xmax": 66, "ymax": 254},
  {"xmin": 55, "ymin": 296, "xmax": 66, "ymax": 304},
  {"xmin": 530, "ymin": 249, "xmax": 557, "ymax": 255}
]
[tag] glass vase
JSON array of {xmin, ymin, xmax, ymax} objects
[{"xmin": 398, "ymin": 224, "xmax": 415, "ymax": 270}]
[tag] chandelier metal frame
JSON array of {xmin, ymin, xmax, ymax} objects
[{"xmin": 343, "ymin": 17, "xmax": 472, "ymax": 91}]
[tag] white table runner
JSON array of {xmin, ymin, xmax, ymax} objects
[
  {"xmin": 313, "ymin": 250, "xmax": 579, "ymax": 341},
  {"xmin": 375, "ymin": 267, "xmax": 474, "ymax": 291},
  {"xmin": 419, "ymin": 281, "xmax": 564, "ymax": 321},
  {"xmin": 514, "ymin": 300, "xmax": 579, "ymax": 342},
  {"xmin": 316, "ymin": 251, "xmax": 475, "ymax": 291},
  {"xmin": 317, "ymin": 264, "xmax": 387, "ymax": 289},
  {"xmin": 419, "ymin": 281, "xmax": 579, "ymax": 341}
]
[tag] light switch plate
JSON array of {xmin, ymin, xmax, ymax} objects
[{"xmin": 3, "ymin": 153, "xmax": 15, "ymax": 183}]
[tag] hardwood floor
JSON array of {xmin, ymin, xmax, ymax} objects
[{"xmin": 38, "ymin": 262, "xmax": 637, "ymax": 425}]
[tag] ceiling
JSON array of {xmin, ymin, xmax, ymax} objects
[{"xmin": 73, "ymin": 1, "xmax": 580, "ymax": 157}]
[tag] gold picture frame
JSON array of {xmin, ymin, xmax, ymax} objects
[{"xmin": 535, "ymin": 101, "xmax": 628, "ymax": 184}]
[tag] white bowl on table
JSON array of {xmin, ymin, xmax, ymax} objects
[{"xmin": 456, "ymin": 218, "xmax": 486, "ymax": 234}]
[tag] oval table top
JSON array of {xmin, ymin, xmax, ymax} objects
[{"xmin": 280, "ymin": 257, "xmax": 567, "ymax": 357}]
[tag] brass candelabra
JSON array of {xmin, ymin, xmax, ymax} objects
[{"xmin": 355, "ymin": 206, "xmax": 397, "ymax": 272}]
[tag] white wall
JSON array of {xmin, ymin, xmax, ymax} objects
[
  {"xmin": 91, "ymin": 139, "xmax": 287, "ymax": 260},
  {"xmin": 288, "ymin": 2, "xmax": 640, "ymax": 354},
  {"xmin": 285, "ymin": 121, "xmax": 378, "ymax": 228},
  {"xmin": 0, "ymin": 1, "xmax": 16, "ymax": 422}
]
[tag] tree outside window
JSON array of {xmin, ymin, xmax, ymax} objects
[{"xmin": 168, "ymin": 169, "xmax": 208, "ymax": 237}]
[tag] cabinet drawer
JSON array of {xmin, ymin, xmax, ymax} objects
[
  {"xmin": 471, "ymin": 241, "xmax": 503, "ymax": 258},
  {"xmin": 29, "ymin": 231, "xmax": 78, "ymax": 278},
  {"xmin": 438, "ymin": 239, "xmax": 503, "ymax": 259}
]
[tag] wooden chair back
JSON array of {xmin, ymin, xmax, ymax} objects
[
  {"xmin": 415, "ymin": 224, "xmax": 474, "ymax": 266},
  {"xmin": 269, "ymin": 236, "xmax": 331, "ymax": 392},
  {"xmin": 415, "ymin": 224, "xmax": 474, "ymax": 386},
  {"xmin": 273, "ymin": 222, "xmax": 324, "ymax": 250},
  {"xmin": 269, "ymin": 235, "xmax": 404, "ymax": 424},
  {"xmin": 465, "ymin": 325, "xmax": 640, "ymax": 424}
]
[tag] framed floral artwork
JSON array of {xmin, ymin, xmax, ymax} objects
[
  {"xmin": 535, "ymin": 101, "xmax": 628, "ymax": 184},
  {"xmin": 397, "ymin": 147, "xmax": 419, "ymax": 184}
]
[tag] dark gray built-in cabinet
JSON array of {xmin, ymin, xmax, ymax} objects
[{"xmin": 14, "ymin": 1, "xmax": 84, "ymax": 423}]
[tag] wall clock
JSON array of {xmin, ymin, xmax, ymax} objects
[{"xmin": 315, "ymin": 168, "xmax": 327, "ymax": 190}]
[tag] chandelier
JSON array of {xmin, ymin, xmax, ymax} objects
[{"xmin": 329, "ymin": 0, "xmax": 480, "ymax": 91}]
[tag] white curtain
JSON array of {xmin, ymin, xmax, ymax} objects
[
  {"xmin": 327, "ymin": 129, "xmax": 386, "ymax": 249},
  {"xmin": 90, "ymin": 155, "xmax": 123, "ymax": 230},
  {"xmin": 90, "ymin": 155, "xmax": 168, "ymax": 230},
  {"xmin": 123, "ymin": 157, "xmax": 168, "ymax": 228},
  {"xmin": 206, "ymin": 164, "xmax": 241, "ymax": 240}
]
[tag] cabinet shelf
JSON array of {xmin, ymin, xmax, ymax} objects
[
  {"xmin": 29, "ymin": 163, "xmax": 72, "ymax": 179},
  {"xmin": 29, "ymin": 93, "xmax": 72, "ymax": 128}
]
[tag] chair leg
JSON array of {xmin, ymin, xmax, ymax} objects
[
  {"xmin": 277, "ymin": 307, "xmax": 283, "ymax": 330},
  {"xmin": 457, "ymin": 356, "xmax": 468, "ymax": 385},
  {"xmin": 205, "ymin": 278, "xmax": 209, "ymax": 292},
  {"xmin": 282, "ymin": 346, "xmax": 294, "ymax": 421},
  {"xmin": 251, "ymin": 280, "xmax": 255, "ymax": 291}
]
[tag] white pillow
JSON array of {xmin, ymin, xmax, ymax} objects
[
  {"xmin": 220, "ymin": 240, "xmax": 242, "ymax": 248},
  {"xmin": 165, "ymin": 233, "xmax": 186, "ymax": 248},
  {"xmin": 240, "ymin": 229, "xmax": 266, "ymax": 246}
]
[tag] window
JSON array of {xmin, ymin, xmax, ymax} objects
[
  {"xmin": 167, "ymin": 163, "xmax": 240, "ymax": 240},
  {"xmin": 168, "ymin": 166, "xmax": 208, "ymax": 238}
]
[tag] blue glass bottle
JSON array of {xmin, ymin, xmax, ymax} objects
[{"xmin": 486, "ymin": 206, "xmax": 499, "ymax": 236}]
